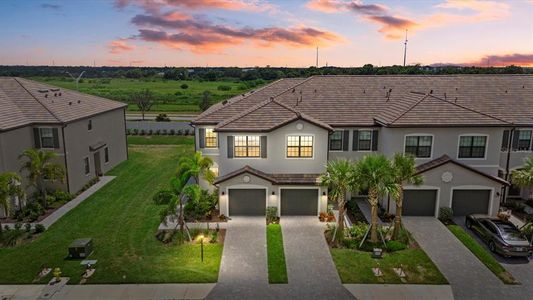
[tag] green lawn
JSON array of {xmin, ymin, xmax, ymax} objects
[
  {"xmin": 30, "ymin": 77, "xmax": 266, "ymax": 112},
  {"xmin": 331, "ymin": 248, "xmax": 448, "ymax": 284},
  {"xmin": 128, "ymin": 135, "xmax": 195, "ymax": 146},
  {"xmin": 447, "ymin": 225, "xmax": 517, "ymax": 284},
  {"xmin": 266, "ymin": 224, "xmax": 288, "ymax": 284},
  {"xmin": 0, "ymin": 145, "xmax": 223, "ymax": 284}
]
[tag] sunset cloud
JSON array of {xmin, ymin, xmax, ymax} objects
[
  {"xmin": 469, "ymin": 53, "xmax": 533, "ymax": 67},
  {"xmin": 108, "ymin": 39, "xmax": 135, "ymax": 54},
  {"xmin": 116, "ymin": 0, "xmax": 273, "ymax": 13},
  {"xmin": 127, "ymin": 9, "xmax": 341, "ymax": 53}
]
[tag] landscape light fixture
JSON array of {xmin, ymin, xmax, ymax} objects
[{"xmin": 198, "ymin": 235, "xmax": 205, "ymax": 262}]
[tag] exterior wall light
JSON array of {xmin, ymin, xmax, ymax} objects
[
  {"xmin": 221, "ymin": 191, "xmax": 225, "ymax": 196},
  {"xmin": 272, "ymin": 191, "xmax": 276, "ymax": 195}
]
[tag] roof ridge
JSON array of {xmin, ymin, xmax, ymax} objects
[
  {"xmin": 13, "ymin": 77, "xmax": 62, "ymax": 123},
  {"xmin": 427, "ymin": 94, "xmax": 512, "ymax": 124},
  {"xmin": 215, "ymin": 97, "xmax": 279, "ymax": 129},
  {"xmin": 270, "ymin": 76, "xmax": 316, "ymax": 100},
  {"xmin": 389, "ymin": 92, "xmax": 429, "ymax": 124}
]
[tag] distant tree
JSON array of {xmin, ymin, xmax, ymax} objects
[
  {"xmin": 132, "ymin": 89, "xmax": 154, "ymax": 120},
  {"xmin": 199, "ymin": 91, "xmax": 211, "ymax": 111},
  {"xmin": 125, "ymin": 69, "xmax": 143, "ymax": 78}
]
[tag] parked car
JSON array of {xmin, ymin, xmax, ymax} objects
[{"xmin": 465, "ymin": 214, "xmax": 532, "ymax": 257}]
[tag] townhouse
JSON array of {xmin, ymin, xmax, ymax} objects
[{"xmin": 191, "ymin": 75, "xmax": 533, "ymax": 218}]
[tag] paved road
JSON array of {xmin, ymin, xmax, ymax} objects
[
  {"xmin": 404, "ymin": 217, "xmax": 532, "ymax": 300},
  {"xmin": 126, "ymin": 113, "xmax": 198, "ymax": 121}
]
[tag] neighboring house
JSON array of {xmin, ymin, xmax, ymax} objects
[
  {"xmin": 192, "ymin": 75, "xmax": 533, "ymax": 218},
  {"xmin": 0, "ymin": 77, "xmax": 127, "ymax": 216}
]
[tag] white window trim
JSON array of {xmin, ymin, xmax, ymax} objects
[
  {"xmin": 84, "ymin": 156, "xmax": 91, "ymax": 176},
  {"xmin": 204, "ymin": 127, "xmax": 219, "ymax": 149},
  {"xmin": 403, "ymin": 133, "xmax": 434, "ymax": 159},
  {"xmin": 285, "ymin": 133, "xmax": 315, "ymax": 159},
  {"xmin": 515, "ymin": 128, "xmax": 533, "ymax": 153},
  {"xmin": 232, "ymin": 135, "xmax": 262, "ymax": 159},
  {"xmin": 356, "ymin": 129, "xmax": 373, "ymax": 152},
  {"xmin": 39, "ymin": 127, "xmax": 56, "ymax": 150},
  {"xmin": 456, "ymin": 134, "xmax": 489, "ymax": 160}
]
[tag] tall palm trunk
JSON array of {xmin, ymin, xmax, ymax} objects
[
  {"xmin": 333, "ymin": 193, "xmax": 346, "ymax": 242},
  {"xmin": 369, "ymin": 188, "xmax": 379, "ymax": 243},
  {"xmin": 392, "ymin": 186, "xmax": 404, "ymax": 240}
]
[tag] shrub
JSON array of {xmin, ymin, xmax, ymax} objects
[
  {"xmin": 24, "ymin": 223, "xmax": 32, "ymax": 233},
  {"xmin": 177, "ymin": 129, "xmax": 183, "ymax": 136},
  {"xmin": 34, "ymin": 224, "xmax": 45, "ymax": 234},
  {"xmin": 217, "ymin": 85, "xmax": 232, "ymax": 91},
  {"xmin": 162, "ymin": 129, "xmax": 168, "ymax": 135},
  {"xmin": 170, "ymin": 129, "xmax": 175, "ymax": 135},
  {"xmin": 184, "ymin": 129, "xmax": 190, "ymax": 136},
  {"xmin": 180, "ymin": 83, "xmax": 189, "ymax": 89},
  {"xmin": 348, "ymin": 223, "xmax": 369, "ymax": 242},
  {"xmin": 132, "ymin": 129, "xmax": 139, "ymax": 135},
  {"xmin": 438, "ymin": 207, "xmax": 454, "ymax": 223},
  {"xmin": 1, "ymin": 229, "xmax": 25, "ymax": 247},
  {"xmin": 210, "ymin": 230, "xmax": 218, "ymax": 243},
  {"xmin": 148, "ymin": 129, "xmax": 153, "ymax": 135},
  {"xmin": 174, "ymin": 91, "xmax": 182, "ymax": 96},
  {"xmin": 139, "ymin": 129, "xmax": 146, "ymax": 136},
  {"xmin": 126, "ymin": 129, "xmax": 131, "ymax": 135},
  {"xmin": 53, "ymin": 190, "xmax": 73, "ymax": 203},
  {"xmin": 386, "ymin": 240, "xmax": 407, "ymax": 252},
  {"xmin": 155, "ymin": 129, "xmax": 161, "ymax": 135},
  {"xmin": 506, "ymin": 201, "xmax": 526, "ymax": 213},
  {"xmin": 342, "ymin": 238, "xmax": 360, "ymax": 249},
  {"xmin": 184, "ymin": 188, "xmax": 218, "ymax": 221},
  {"xmin": 14, "ymin": 223, "xmax": 22, "ymax": 230},
  {"xmin": 526, "ymin": 199, "xmax": 533, "ymax": 208},
  {"xmin": 156, "ymin": 113, "xmax": 171, "ymax": 122},
  {"xmin": 153, "ymin": 190, "xmax": 174, "ymax": 205},
  {"xmin": 266, "ymin": 206, "xmax": 278, "ymax": 224}
]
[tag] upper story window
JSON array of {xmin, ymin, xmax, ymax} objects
[
  {"xmin": 84, "ymin": 157, "xmax": 90, "ymax": 175},
  {"xmin": 329, "ymin": 131, "xmax": 343, "ymax": 151},
  {"xmin": 205, "ymin": 128, "xmax": 218, "ymax": 148},
  {"xmin": 40, "ymin": 128, "xmax": 55, "ymax": 149},
  {"xmin": 287, "ymin": 135, "xmax": 313, "ymax": 158},
  {"xmin": 234, "ymin": 136, "xmax": 260, "ymax": 157},
  {"xmin": 358, "ymin": 130, "xmax": 372, "ymax": 151},
  {"xmin": 405, "ymin": 135, "xmax": 432, "ymax": 158},
  {"xmin": 88, "ymin": 120, "xmax": 92, "ymax": 131},
  {"xmin": 458, "ymin": 135, "xmax": 487, "ymax": 158},
  {"xmin": 518, "ymin": 130, "xmax": 532, "ymax": 151}
]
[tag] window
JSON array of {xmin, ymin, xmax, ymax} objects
[
  {"xmin": 104, "ymin": 147, "xmax": 109, "ymax": 163},
  {"xmin": 88, "ymin": 120, "xmax": 92, "ymax": 131},
  {"xmin": 459, "ymin": 136, "xmax": 487, "ymax": 158},
  {"xmin": 84, "ymin": 157, "xmax": 90, "ymax": 175},
  {"xmin": 358, "ymin": 130, "xmax": 372, "ymax": 151},
  {"xmin": 234, "ymin": 136, "xmax": 260, "ymax": 157},
  {"xmin": 287, "ymin": 135, "xmax": 313, "ymax": 158},
  {"xmin": 405, "ymin": 135, "xmax": 432, "ymax": 158},
  {"xmin": 40, "ymin": 128, "xmax": 55, "ymax": 148},
  {"xmin": 329, "ymin": 131, "xmax": 343, "ymax": 150},
  {"xmin": 204, "ymin": 128, "xmax": 218, "ymax": 148},
  {"xmin": 518, "ymin": 130, "xmax": 532, "ymax": 151}
]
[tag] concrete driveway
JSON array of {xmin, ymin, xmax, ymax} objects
[{"xmin": 404, "ymin": 217, "xmax": 533, "ymax": 300}]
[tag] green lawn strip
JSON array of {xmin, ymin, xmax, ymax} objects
[
  {"xmin": 266, "ymin": 224, "xmax": 288, "ymax": 284},
  {"xmin": 331, "ymin": 248, "xmax": 448, "ymax": 284},
  {"xmin": 0, "ymin": 145, "xmax": 222, "ymax": 284},
  {"xmin": 447, "ymin": 225, "xmax": 517, "ymax": 284},
  {"xmin": 127, "ymin": 135, "xmax": 194, "ymax": 145}
]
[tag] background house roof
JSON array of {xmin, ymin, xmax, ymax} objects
[
  {"xmin": 193, "ymin": 75, "xmax": 533, "ymax": 129},
  {"xmin": 0, "ymin": 77, "xmax": 126, "ymax": 131}
]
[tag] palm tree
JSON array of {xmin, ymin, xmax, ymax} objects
[
  {"xmin": 391, "ymin": 153, "xmax": 423, "ymax": 240},
  {"xmin": 511, "ymin": 156, "xmax": 533, "ymax": 195},
  {"xmin": 19, "ymin": 149, "xmax": 65, "ymax": 208},
  {"xmin": 0, "ymin": 172, "xmax": 25, "ymax": 228},
  {"xmin": 320, "ymin": 159, "xmax": 357, "ymax": 243},
  {"xmin": 355, "ymin": 154, "xmax": 399, "ymax": 244}
]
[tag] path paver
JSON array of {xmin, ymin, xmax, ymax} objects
[{"xmin": 344, "ymin": 284, "xmax": 453, "ymax": 300}]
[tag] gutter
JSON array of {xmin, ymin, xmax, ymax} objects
[
  {"xmin": 503, "ymin": 126, "xmax": 515, "ymax": 204},
  {"xmin": 61, "ymin": 125, "xmax": 71, "ymax": 193}
]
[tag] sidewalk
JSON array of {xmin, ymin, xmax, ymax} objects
[
  {"xmin": 2, "ymin": 176, "xmax": 115, "ymax": 229},
  {"xmin": 344, "ymin": 284, "xmax": 453, "ymax": 300}
]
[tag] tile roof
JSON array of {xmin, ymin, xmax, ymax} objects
[
  {"xmin": 0, "ymin": 77, "xmax": 127, "ymax": 131},
  {"xmin": 415, "ymin": 154, "xmax": 510, "ymax": 185},
  {"xmin": 213, "ymin": 165, "xmax": 321, "ymax": 185},
  {"xmin": 193, "ymin": 75, "xmax": 533, "ymax": 129}
]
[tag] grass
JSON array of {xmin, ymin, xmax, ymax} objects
[
  {"xmin": 331, "ymin": 248, "xmax": 448, "ymax": 284},
  {"xmin": 266, "ymin": 224, "xmax": 288, "ymax": 284},
  {"xmin": 127, "ymin": 135, "xmax": 195, "ymax": 145},
  {"xmin": 30, "ymin": 77, "xmax": 266, "ymax": 112},
  {"xmin": 0, "ymin": 145, "xmax": 223, "ymax": 284},
  {"xmin": 447, "ymin": 225, "xmax": 517, "ymax": 284}
]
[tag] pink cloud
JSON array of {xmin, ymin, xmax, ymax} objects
[
  {"xmin": 116, "ymin": 0, "xmax": 273, "ymax": 13},
  {"xmin": 108, "ymin": 39, "xmax": 135, "ymax": 54}
]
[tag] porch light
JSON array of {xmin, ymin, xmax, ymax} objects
[
  {"xmin": 221, "ymin": 191, "xmax": 225, "ymax": 196},
  {"xmin": 321, "ymin": 191, "xmax": 327, "ymax": 201},
  {"xmin": 272, "ymin": 191, "xmax": 275, "ymax": 195}
]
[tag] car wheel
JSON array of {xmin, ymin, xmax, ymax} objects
[
  {"xmin": 489, "ymin": 241, "xmax": 496, "ymax": 253},
  {"xmin": 466, "ymin": 219, "xmax": 472, "ymax": 229}
]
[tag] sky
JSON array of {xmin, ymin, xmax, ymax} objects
[{"xmin": 0, "ymin": 0, "xmax": 532, "ymax": 67}]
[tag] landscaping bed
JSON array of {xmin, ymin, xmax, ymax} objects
[
  {"xmin": 266, "ymin": 224, "xmax": 288, "ymax": 284},
  {"xmin": 447, "ymin": 225, "xmax": 517, "ymax": 284}
]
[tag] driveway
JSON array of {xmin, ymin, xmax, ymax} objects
[{"xmin": 404, "ymin": 217, "xmax": 532, "ymax": 300}]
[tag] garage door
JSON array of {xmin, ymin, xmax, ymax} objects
[
  {"xmin": 281, "ymin": 189, "xmax": 318, "ymax": 216},
  {"xmin": 452, "ymin": 189, "xmax": 490, "ymax": 216},
  {"xmin": 403, "ymin": 190, "xmax": 437, "ymax": 216},
  {"xmin": 228, "ymin": 189, "xmax": 266, "ymax": 216}
]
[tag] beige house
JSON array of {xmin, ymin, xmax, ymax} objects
[
  {"xmin": 0, "ymin": 77, "xmax": 128, "ymax": 216},
  {"xmin": 192, "ymin": 75, "xmax": 533, "ymax": 218}
]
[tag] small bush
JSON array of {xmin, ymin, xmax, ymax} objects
[
  {"xmin": 174, "ymin": 91, "xmax": 182, "ymax": 96},
  {"xmin": 184, "ymin": 129, "xmax": 190, "ymax": 135},
  {"xmin": 386, "ymin": 240, "xmax": 407, "ymax": 252},
  {"xmin": 155, "ymin": 129, "xmax": 161, "ymax": 135},
  {"xmin": 126, "ymin": 129, "xmax": 131, "ymax": 135},
  {"xmin": 177, "ymin": 129, "xmax": 183, "ymax": 136},
  {"xmin": 438, "ymin": 207, "xmax": 454, "ymax": 223},
  {"xmin": 24, "ymin": 223, "xmax": 32, "ymax": 233},
  {"xmin": 162, "ymin": 129, "xmax": 168, "ymax": 135},
  {"xmin": 148, "ymin": 129, "xmax": 153, "ymax": 135},
  {"xmin": 526, "ymin": 199, "xmax": 533, "ymax": 208},
  {"xmin": 132, "ymin": 129, "xmax": 139, "ymax": 135},
  {"xmin": 53, "ymin": 190, "xmax": 73, "ymax": 203},
  {"xmin": 342, "ymin": 238, "xmax": 360, "ymax": 249},
  {"xmin": 348, "ymin": 223, "xmax": 369, "ymax": 242},
  {"xmin": 14, "ymin": 223, "xmax": 22, "ymax": 230},
  {"xmin": 506, "ymin": 201, "xmax": 526, "ymax": 213},
  {"xmin": 139, "ymin": 129, "xmax": 146, "ymax": 136},
  {"xmin": 210, "ymin": 230, "xmax": 218, "ymax": 243},
  {"xmin": 156, "ymin": 113, "xmax": 171, "ymax": 122},
  {"xmin": 266, "ymin": 206, "xmax": 278, "ymax": 224},
  {"xmin": 34, "ymin": 224, "xmax": 45, "ymax": 234},
  {"xmin": 153, "ymin": 190, "xmax": 174, "ymax": 205},
  {"xmin": 180, "ymin": 83, "xmax": 189, "ymax": 89},
  {"xmin": 170, "ymin": 129, "xmax": 175, "ymax": 135},
  {"xmin": 217, "ymin": 85, "xmax": 232, "ymax": 91}
]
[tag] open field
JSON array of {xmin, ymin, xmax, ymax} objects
[
  {"xmin": 30, "ymin": 77, "xmax": 268, "ymax": 112},
  {"xmin": 0, "ymin": 144, "xmax": 223, "ymax": 284}
]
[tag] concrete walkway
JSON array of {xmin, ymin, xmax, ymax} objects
[
  {"xmin": 403, "ymin": 217, "xmax": 504, "ymax": 300},
  {"xmin": 344, "ymin": 284, "xmax": 453, "ymax": 300},
  {"xmin": 2, "ymin": 176, "xmax": 115, "ymax": 229}
]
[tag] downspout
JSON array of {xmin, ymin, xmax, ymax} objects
[
  {"xmin": 123, "ymin": 108, "xmax": 129, "ymax": 160},
  {"xmin": 61, "ymin": 125, "xmax": 71, "ymax": 193},
  {"xmin": 503, "ymin": 126, "xmax": 515, "ymax": 204}
]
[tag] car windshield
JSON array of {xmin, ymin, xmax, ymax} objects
[{"xmin": 495, "ymin": 223, "xmax": 525, "ymax": 241}]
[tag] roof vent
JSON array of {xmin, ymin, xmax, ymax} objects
[
  {"xmin": 429, "ymin": 89, "xmax": 433, "ymax": 94},
  {"xmin": 363, "ymin": 89, "xmax": 366, "ymax": 94},
  {"xmin": 522, "ymin": 85, "xmax": 525, "ymax": 89},
  {"xmin": 291, "ymin": 88, "xmax": 296, "ymax": 93},
  {"xmin": 54, "ymin": 93, "xmax": 57, "ymax": 97},
  {"xmin": 454, "ymin": 97, "xmax": 458, "ymax": 103},
  {"xmin": 68, "ymin": 101, "xmax": 72, "ymax": 105},
  {"xmin": 77, "ymin": 100, "xmax": 81, "ymax": 104},
  {"xmin": 58, "ymin": 92, "xmax": 62, "ymax": 96},
  {"xmin": 222, "ymin": 100, "xmax": 228, "ymax": 105},
  {"xmin": 38, "ymin": 89, "xmax": 49, "ymax": 93},
  {"xmin": 444, "ymin": 92, "xmax": 447, "ymax": 100},
  {"xmin": 50, "ymin": 88, "xmax": 60, "ymax": 92},
  {"xmin": 45, "ymin": 94, "xmax": 48, "ymax": 98},
  {"xmin": 505, "ymin": 90, "xmax": 508, "ymax": 93}
]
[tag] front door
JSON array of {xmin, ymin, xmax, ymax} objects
[{"xmin": 93, "ymin": 151, "xmax": 102, "ymax": 176}]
